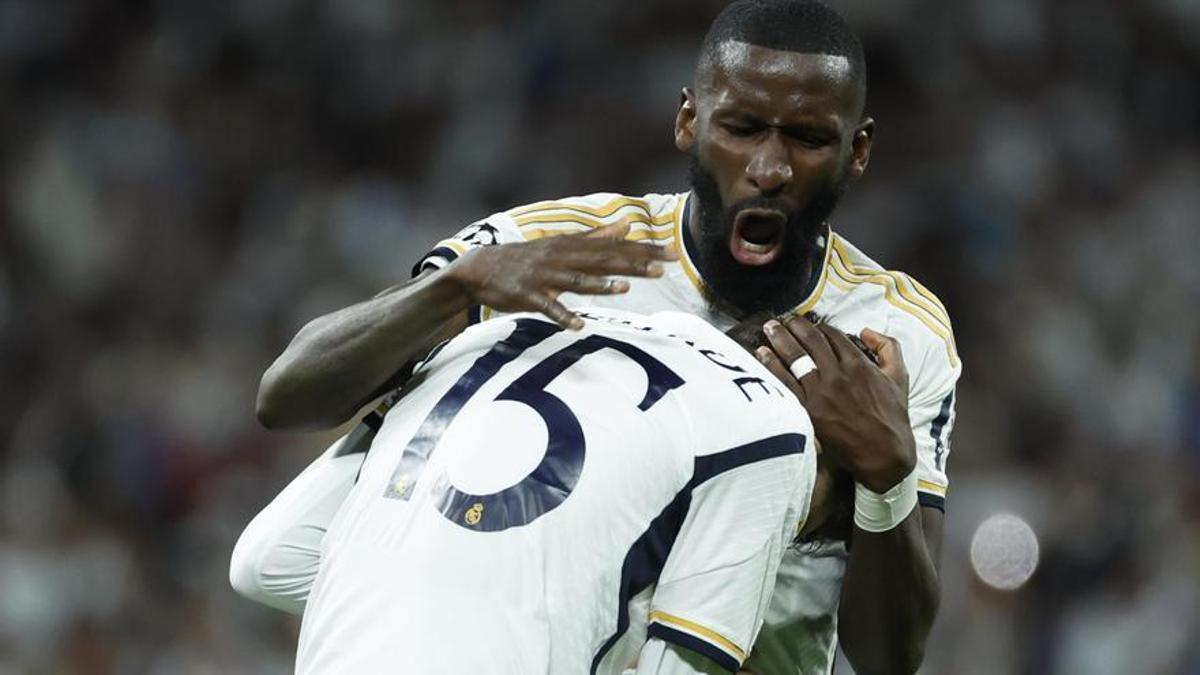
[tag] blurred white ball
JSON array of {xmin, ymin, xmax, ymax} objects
[{"xmin": 970, "ymin": 512, "xmax": 1040, "ymax": 591}]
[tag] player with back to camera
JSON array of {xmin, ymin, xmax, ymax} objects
[
  {"xmin": 235, "ymin": 307, "xmax": 863, "ymax": 673},
  {"xmin": 251, "ymin": 1, "xmax": 960, "ymax": 673}
]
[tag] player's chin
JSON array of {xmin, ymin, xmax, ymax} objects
[{"xmin": 714, "ymin": 280, "xmax": 795, "ymax": 317}]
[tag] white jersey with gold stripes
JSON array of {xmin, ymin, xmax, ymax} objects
[
  {"xmin": 295, "ymin": 308, "xmax": 816, "ymax": 675},
  {"xmin": 415, "ymin": 191, "xmax": 961, "ymax": 675}
]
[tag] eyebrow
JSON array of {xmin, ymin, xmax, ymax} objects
[{"xmin": 714, "ymin": 108, "xmax": 843, "ymax": 134}]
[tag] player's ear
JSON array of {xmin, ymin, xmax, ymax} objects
[
  {"xmin": 847, "ymin": 117, "xmax": 874, "ymax": 180},
  {"xmin": 674, "ymin": 87, "xmax": 697, "ymax": 153}
]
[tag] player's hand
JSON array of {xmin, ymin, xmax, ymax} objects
[
  {"xmin": 755, "ymin": 317, "xmax": 916, "ymax": 493},
  {"xmin": 445, "ymin": 220, "xmax": 678, "ymax": 329}
]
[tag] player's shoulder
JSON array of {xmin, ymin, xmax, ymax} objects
[
  {"xmin": 497, "ymin": 191, "xmax": 685, "ymax": 245},
  {"xmin": 825, "ymin": 233, "xmax": 961, "ymax": 381}
]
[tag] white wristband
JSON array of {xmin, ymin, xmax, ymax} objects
[{"xmin": 854, "ymin": 469, "xmax": 918, "ymax": 533}]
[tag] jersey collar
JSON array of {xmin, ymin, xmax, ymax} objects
[{"xmin": 674, "ymin": 191, "xmax": 835, "ymax": 318}]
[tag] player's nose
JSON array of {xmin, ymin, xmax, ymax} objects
[{"xmin": 745, "ymin": 134, "xmax": 793, "ymax": 195}]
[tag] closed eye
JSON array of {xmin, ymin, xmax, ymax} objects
[
  {"xmin": 784, "ymin": 126, "xmax": 836, "ymax": 148},
  {"xmin": 721, "ymin": 122, "xmax": 760, "ymax": 137}
]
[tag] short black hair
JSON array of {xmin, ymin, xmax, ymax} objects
[
  {"xmin": 724, "ymin": 311, "xmax": 775, "ymax": 353},
  {"xmin": 697, "ymin": 0, "xmax": 866, "ymax": 98}
]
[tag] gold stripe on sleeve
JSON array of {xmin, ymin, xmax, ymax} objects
[
  {"xmin": 648, "ymin": 610, "xmax": 746, "ymax": 661},
  {"xmin": 918, "ymin": 479, "xmax": 948, "ymax": 496},
  {"xmin": 908, "ymin": 276, "xmax": 952, "ymax": 319},
  {"xmin": 442, "ymin": 239, "xmax": 468, "ymax": 256},
  {"xmin": 828, "ymin": 241, "xmax": 959, "ymax": 367},
  {"xmin": 825, "ymin": 271, "xmax": 857, "ymax": 292},
  {"xmin": 831, "ymin": 239, "xmax": 952, "ymax": 332},
  {"xmin": 671, "ymin": 197, "xmax": 705, "ymax": 294},
  {"xmin": 509, "ymin": 195, "xmax": 674, "ymax": 225},
  {"xmin": 520, "ymin": 224, "xmax": 674, "ymax": 243},
  {"xmin": 514, "ymin": 212, "xmax": 673, "ymax": 230}
]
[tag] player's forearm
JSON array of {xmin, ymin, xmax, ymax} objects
[
  {"xmin": 230, "ymin": 435, "xmax": 367, "ymax": 612},
  {"xmin": 836, "ymin": 507, "xmax": 939, "ymax": 675},
  {"xmin": 256, "ymin": 270, "xmax": 470, "ymax": 431}
]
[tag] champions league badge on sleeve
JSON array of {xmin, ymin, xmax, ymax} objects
[{"xmin": 456, "ymin": 222, "xmax": 500, "ymax": 248}]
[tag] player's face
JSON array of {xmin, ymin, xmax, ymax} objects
[{"xmin": 675, "ymin": 42, "xmax": 874, "ymax": 315}]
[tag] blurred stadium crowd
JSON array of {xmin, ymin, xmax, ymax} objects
[{"xmin": 1, "ymin": 0, "xmax": 1198, "ymax": 673}]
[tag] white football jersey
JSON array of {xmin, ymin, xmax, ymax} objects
[
  {"xmin": 295, "ymin": 308, "xmax": 817, "ymax": 674},
  {"xmin": 415, "ymin": 192, "xmax": 962, "ymax": 674}
]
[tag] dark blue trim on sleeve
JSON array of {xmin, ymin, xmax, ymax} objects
[
  {"xmin": 467, "ymin": 304, "xmax": 484, "ymax": 325},
  {"xmin": 647, "ymin": 622, "xmax": 740, "ymax": 673},
  {"xmin": 919, "ymin": 492, "xmax": 945, "ymax": 512},
  {"xmin": 930, "ymin": 391, "xmax": 954, "ymax": 471},
  {"xmin": 590, "ymin": 483, "xmax": 693, "ymax": 673},
  {"xmin": 589, "ymin": 432, "xmax": 806, "ymax": 673},
  {"xmin": 692, "ymin": 433, "xmax": 807, "ymax": 487},
  {"xmin": 335, "ymin": 416, "xmax": 378, "ymax": 457},
  {"xmin": 410, "ymin": 246, "xmax": 460, "ymax": 278}
]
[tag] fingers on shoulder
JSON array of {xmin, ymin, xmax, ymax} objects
[{"xmin": 859, "ymin": 327, "xmax": 905, "ymax": 368}]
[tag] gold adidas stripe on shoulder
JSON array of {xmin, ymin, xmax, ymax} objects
[
  {"xmin": 829, "ymin": 239, "xmax": 959, "ymax": 367},
  {"xmin": 513, "ymin": 211, "xmax": 674, "ymax": 230},
  {"xmin": 888, "ymin": 270, "xmax": 952, "ymax": 331},
  {"xmin": 509, "ymin": 195, "xmax": 675, "ymax": 226},
  {"xmin": 521, "ymin": 225, "xmax": 674, "ymax": 243},
  {"xmin": 828, "ymin": 259, "xmax": 959, "ymax": 367},
  {"xmin": 831, "ymin": 239, "xmax": 952, "ymax": 331},
  {"xmin": 907, "ymin": 275, "xmax": 951, "ymax": 319},
  {"xmin": 825, "ymin": 271, "xmax": 856, "ymax": 292}
]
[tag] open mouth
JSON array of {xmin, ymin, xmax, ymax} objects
[{"xmin": 729, "ymin": 208, "xmax": 787, "ymax": 266}]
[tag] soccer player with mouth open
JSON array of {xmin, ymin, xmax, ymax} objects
[{"xmin": 252, "ymin": 2, "xmax": 960, "ymax": 672}]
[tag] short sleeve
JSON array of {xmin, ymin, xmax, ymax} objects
[
  {"xmin": 906, "ymin": 335, "xmax": 961, "ymax": 512},
  {"xmin": 410, "ymin": 212, "xmax": 525, "ymax": 278},
  {"xmin": 647, "ymin": 433, "xmax": 813, "ymax": 673}
]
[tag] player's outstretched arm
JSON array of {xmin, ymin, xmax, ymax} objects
[
  {"xmin": 256, "ymin": 222, "xmax": 677, "ymax": 431},
  {"xmin": 256, "ymin": 267, "xmax": 469, "ymax": 431},
  {"xmin": 757, "ymin": 319, "xmax": 940, "ymax": 675}
]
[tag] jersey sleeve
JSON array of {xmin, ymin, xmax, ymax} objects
[
  {"xmin": 410, "ymin": 193, "xmax": 679, "ymax": 323},
  {"xmin": 229, "ymin": 433, "xmax": 367, "ymax": 613},
  {"xmin": 633, "ymin": 637, "xmax": 728, "ymax": 674},
  {"xmin": 647, "ymin": 433, "xmax": 813, "ymax": 673},
  {"xmin": 411, "ymin": 192, "xmax": 672, "ymax": 278},
  {"xmin": 410, "ymin": 212, "xmax": 526, "ymax": 278},
  {"xmin": 905, "ymin": 326, "xmax": 961, "ymax": 512}
]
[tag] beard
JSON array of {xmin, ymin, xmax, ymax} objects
[{"xmin": 687, "ymin": 154, "xmax": 849, "ymax": 317}]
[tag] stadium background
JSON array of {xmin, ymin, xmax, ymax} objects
[{"xmin": 1, "ymin": 0, "xmax": 1198, "ymax": 672}]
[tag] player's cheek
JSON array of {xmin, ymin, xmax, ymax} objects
[
  {"xmin": 788, "ymin": 149, "xmax": 843, "ymax": 202},
  {"xmin": 704, "ymin": 140, "xmax": 757, "ymax": 202}
]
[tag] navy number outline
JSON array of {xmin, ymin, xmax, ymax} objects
[{"xmin": 382, "ymin": 318, "xmax": 685, "ymax": 532}]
